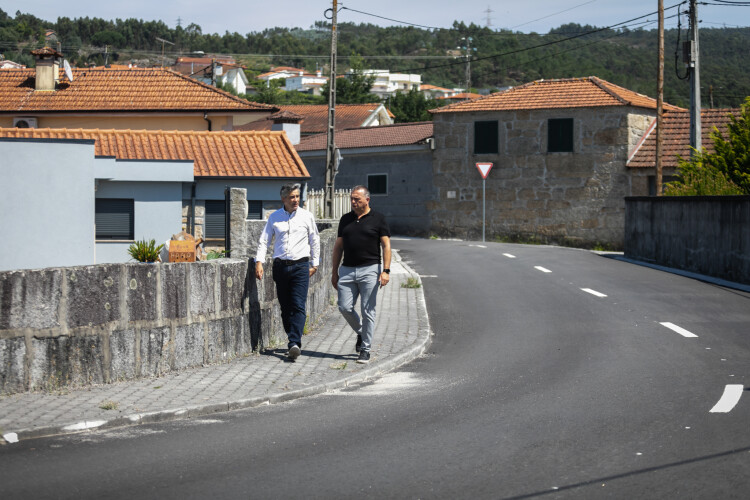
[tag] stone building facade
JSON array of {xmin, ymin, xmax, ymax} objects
[{"xmin": 428, "ymin": 77, "xmax": 683, "ymax": 248}]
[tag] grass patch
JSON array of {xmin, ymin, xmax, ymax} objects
[
  {"xmin": 99, "ymin": 400, "xmax": 119, "ymax": 411},
  {"xmin": 330, "ymin": 362, "xmax": 348, "ymax": 370},
  {"xmin": 401, "ymin": 277, "xmax": 421, "ymax": 289}
]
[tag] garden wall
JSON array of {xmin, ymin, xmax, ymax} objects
[
  {"xmin": 0, "ymin": 187, "xmax": 337, "ymax": 394},
  {"xmin": 624, "ymin": 196, "xmax": 750, "ymax": 285}
]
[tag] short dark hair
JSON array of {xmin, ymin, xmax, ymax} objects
[
  {"xmin": 351, "ymin": 185, "xmax": 370, "ymax": 198},
  {"xmin": 280, "ymin": 183, "xmax": 301, "ymax": 198}
]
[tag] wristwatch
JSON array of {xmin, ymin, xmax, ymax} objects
[{"xmin": 383, "ymin": 269, "xmax": 390, "ymax": 274}]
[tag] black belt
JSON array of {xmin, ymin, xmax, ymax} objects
[{"xmin": 273, "ymin": 257, "xmax": 309, "ymax": 266}]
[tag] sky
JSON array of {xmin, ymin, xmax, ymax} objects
[{"xmin": 4, "ymin": 0, "xmax": 750, "ymax": 35}]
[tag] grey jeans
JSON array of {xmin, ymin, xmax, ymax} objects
[{"xmin": 337, "ymin": 264, "xmax": 380, "ymax": 352}]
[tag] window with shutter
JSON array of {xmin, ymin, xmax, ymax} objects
[
  {"xmin": 205, "ymin": 200, "xmax": 226, "ymax": 239},
  {"xmin": 548, "ymin": 118, "xmax": 574, "ymax": 153},
  {"xmin": 95, "ymin": 198, "xmax": 134, "ymax": 240},
  {"xmin": 247, "ymin": 200, "xmax": 263, "ymax": 220}
]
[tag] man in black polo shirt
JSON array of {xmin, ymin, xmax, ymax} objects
[{"xmin": 331, "ymin": 185, "xmax": 391, "ymax": 364}]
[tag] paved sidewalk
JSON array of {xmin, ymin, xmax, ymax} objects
[{"xmin": 0, "ymin": 251, "xmax": 431, "ymax": 443}]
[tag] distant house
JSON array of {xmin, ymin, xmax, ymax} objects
[
  {"xmin": 297, "ymin": 122, "xmax": 434, "ymax": 235},
  {"xmin": 0, "ymin": 59, "xmax": 25, "ymax": 69},
  {"xmin": 627, "ymin": 108, "xmax": 741, "ymax": 193},
  {"xmin": 428, "ymin": 76, "xmax": 685, "ymax": 247},
  {"xmin": 436, "ymin": 92, "xmax": 482, "ymax": 103},
  {"xmin": 172, "ymin": 56, "xmax": 249, "ymax": 95},
  {"xmin": 257, "ymin": 66, "xmax": 308, "ymax": 84},
  {"xmin": 0, "ymin": 128, "xmax": 309, "ymax": 269},
  {"xmin": 0, "ymin": 48, "xmax": 274, "ymax": 131},
  {"xmin": 358, "ymin": 70, "xmax": 422, "ymax": 99},
  {"xmin": 284, "ymin": 70, "xmax": 328, "ymax": 95},
  {"xmin": 421, "ymin": 84, "xmax": 458, "ymax": 99},
  {"xmin": 236, "ymin": 103, "xmax": 394, "ymax": 137}
]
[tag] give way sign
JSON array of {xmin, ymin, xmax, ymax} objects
[{"xmin": 475, "ymin": 162, "xmax": 493, "ymax": 179}]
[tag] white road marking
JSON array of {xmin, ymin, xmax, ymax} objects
[
  {"xmin": 660, "ymin": 322, "xmax": 698, "ymax": 338},
  {"xmin": 581, "ymin": 288, "xmax": 607, "ymax": 297},
  {"xmin": 419, "ymin": 275, "xmax": 438, "ymax": 278},
  {"xmin": 2, "ymin": 433, "xmax": 19, "ymax": 444},
  {"xmin": 710, "ymin": 384, "xmax": 744, "ymax": 413},
  {"xmin": 503, "ymin": 253, "xmax": 516, "ymax": 258},
  {"xmin": 469, "ymin": 244, "xmax": 487, "ymax": 248},
  {"xmin": 535, "ymin": 266, "xmax": 552, "ymax": 273},
  {"xmin": 63, "ymin": 420, "xmax": 107, "ymax": 431}
]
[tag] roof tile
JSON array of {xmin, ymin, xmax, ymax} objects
[
  {"xmin": 296, "ymin": 122, "xmax": 433, "ymax": 151},
  {"xmin": 627, "ymin": 108, "xmax": 740, "ymax": 168},
  {"xmin": 430, "ymin": 77, "xmax": 684, "ymax": 114},
  {"xmin": 0, "ymin": 67, "xmax": 273, "ymax": 113},
  {"xmin": 0, "ymin": 127, "xmax": 308, "ymax": 178},
  {"xmin": 237, "ymin": 103, "xmax": 389, "ymax": 134}
]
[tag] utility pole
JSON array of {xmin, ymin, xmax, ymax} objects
[
  {"xmin": 324, "ymin": 0, "xmax": 338, "ymax": 219},
  {"xmin": 655, "ymin": 0, "xmax": 664, "ymax": 196},
  {"xmin": 688, "ymin": 0, "xmax": 702, "ymax": 155},
  {"xmin": 459, "ymin": 36, "xmax": 475, "ymax": 92}
]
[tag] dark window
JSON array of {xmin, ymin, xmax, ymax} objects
[
  {"xmin": 95, "ymin": 198, "xmax": 134, "ymax": 240},
  {"xmin": 474, "ymin": 120, "xmax": 499, "ymax": 154},
  {"xmin": 368, "ymin": 174, "xmax": 388, "ymax": 195},
  {"xmin": 205, "ymin": 200, "xmax": 226, "ymax": 239},
  {"xmin": 548, "ymin": 118, "xmax": 574, "ymax": 152},
  {"xmin": 247, "ymin": 200, "xmax": 263, "ymax": 220}
]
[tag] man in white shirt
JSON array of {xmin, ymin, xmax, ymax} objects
[{"xmin": 255, "ymin": 183, "xmax": 320, "ymax": 360}]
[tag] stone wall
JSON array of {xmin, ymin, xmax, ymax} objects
[
  {"xmin": 0, "ymin": 189, "xmax": 338, "ymax": 394},
  {"xmin": 624, "ymin": 196, "xmax": 750, "ymax": 284},
  {"xmin": 430, "ymin": 107, "xmax": 655, "ymax": 247}
]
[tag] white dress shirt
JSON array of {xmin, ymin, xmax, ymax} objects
[{"xmin": 255, "ymin": 206, "xmax": 320, "ymax": 266}]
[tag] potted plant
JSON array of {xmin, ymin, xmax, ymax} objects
[{"xmin": 127, "ymin": 239, "xmax": 164, "ymax": 263}]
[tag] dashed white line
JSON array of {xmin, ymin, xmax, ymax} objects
[
  {"xmin": 660, "ymin": 322, "xmax": 698, "ymax": 338},
  {"xmin": 419, "ymin": 275, "xmax": 438, "ymax": 278},
  {"xmin": 469, "ymin": 244, "xmax": 487, "ymax": 248},
  {"xmin": 581, "ymin": 288, "xmax": 607, "ymax": 298},
  {"xmin": 710, "ymin": 384, "xmax": 744, "ymax": 413},
  {"xmin": 535, "ymin": 266, "xmax": 552, "ymax": 273},
  {"xmin": 503, "ymin": 253, "xmax": 516, "ymax": 258}
]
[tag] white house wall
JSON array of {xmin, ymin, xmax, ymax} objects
[
  {"xmin": 0, "ymin": 138, "xmax": 96, "ymax": 271},
  {"xmin": 95, "ymin": 180, "xmax": 185, "ymax": 263}
]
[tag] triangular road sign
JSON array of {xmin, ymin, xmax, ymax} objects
[{"xmin": 475, "ymin": 162, "xmax": 493, "ymax": 179}]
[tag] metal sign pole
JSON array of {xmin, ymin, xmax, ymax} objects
[{"xmin": 482, "ymin": 178, "xmax": 486, "ymax": 243}]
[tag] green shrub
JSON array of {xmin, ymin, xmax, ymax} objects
[{"xmin": 127, "ymin": 239, "xmax": 164, "ymax": 262}]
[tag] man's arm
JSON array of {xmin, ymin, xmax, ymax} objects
[
  {"xmin": 379, "ymin": 235, "xmax": 391, "ymax": 287},
  {"xmin": 254, "ymin": 218, "xmax": 274, "ymax": 280},
  {"xmin": 308, "ymin": 214, "xmax": 321, "ymax": 277},
  {"xmin": 331, "ymin": 237, "xmax": 344, "ymax": 288}
]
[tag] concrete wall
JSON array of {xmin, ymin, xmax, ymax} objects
[
  {"xmin": 0, "ymin": 139, "xmax": 96, "ymax": 271},
  {"xmin": 301, "ymin": 146, "xmax": 434, "ymax": 236},
  {"xmin": 430, "ymin": 108, "xmax": 655, "ymax": 247},
  {"xmin": 624, "ymin": 196, "xmax": 750, "ymax": 284},
  {"xmin": 0, "ymin": 188, "xmax": 337, "ymax": 394}
]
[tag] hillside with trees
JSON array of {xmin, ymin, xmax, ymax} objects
[{"xmin": 1, "ymin": 8, "xmax": 749, "ymax": 109}]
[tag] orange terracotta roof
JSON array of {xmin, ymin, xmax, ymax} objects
[
  {"xmin": 430, "ymin": 77, "xmax": 685, "ymax": 114},
  {"xmin": 0, "ymin": 67, "xmax": 273, "ymax": 114},
  {"xmin": 627, "ymin": 108, "xmax": 740, "ymax": 168},
  {"xmin": 237, "ymin": 103, "xmax": 390, "ymax": 134},
  {"xmin": 0, "ymin": 127, "xmax": 309, "ymax": 178},
  {"xmin": 296, "ymin": 122, "xmax": 433, "ymax": 152}
]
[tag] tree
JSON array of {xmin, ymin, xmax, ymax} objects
[
  {"xmin": 388, "ymin": 88, "xmax": 438, "ymax": 123},
  {"xmin": 665, "ymin": 99, "xmax": 750, "ymax": 196},
  {"xmin": 322, "ymin": 58, "xmax": 379, "ymax": 104}
]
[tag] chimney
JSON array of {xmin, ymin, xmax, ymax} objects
[
  {"xmin": 31, "ymin": 47, "xmax": 64, "ymax": 91},
  {"xmin": 268, "ymin": 110, "xmax": 303, "ymax": 145}
]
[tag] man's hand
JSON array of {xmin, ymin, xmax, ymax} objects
[
  {"xmin": 309, "ymin": 266, "xmax": 318, "ymax": 277},
  {"xmin": 255, "ymin": 262, "xmax": 264, "ymax": 280},
  {"xmin": 379, "ymin": 272, "xmax": 390, "ymax": 288},
  {"xmin": 331, "ymin": 272, "xmax": 339, "ymax": 289}
]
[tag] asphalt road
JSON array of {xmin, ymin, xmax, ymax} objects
[{"xmin": 2, "ymin": 239, "xmax": 749, "ymax": 499}]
